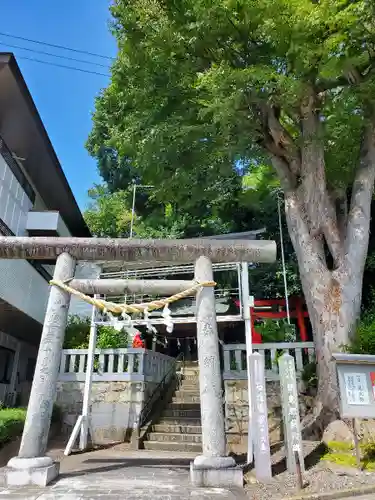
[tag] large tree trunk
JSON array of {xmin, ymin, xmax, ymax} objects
[
  {"xmin": 284, "ymin": 191, "xmax": 364, "ymax": 435},
  {"xmin": 263, "ymin": 94, "xmax": 375, "ymax": 434}
]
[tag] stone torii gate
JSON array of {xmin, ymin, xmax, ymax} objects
[{"xmin": 0, "ymin": 236, "xmax": 276, "ymax": 488}]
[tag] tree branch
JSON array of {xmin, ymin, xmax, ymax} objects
[
  {"xmin": 320, "ymin": 194, "xmax": 344, "ymax": 268},
  {"xmin": 258, "ymin": 103, "xmax": 300, "ymax": 190},
  {"xmin": 316, "ymin": 59, "xmax": 375, "ymax": 93},
  {"xmin": 346, "ymin": 119, "xmax": 375, "ymax": 271},
  {"xmin": 284, "ymin": 190, "xmax": 328, "ymax": 274},
  {"xmin": 266, "ymin": 105, "xmax": 301, "ymax": 177},
  {"xmin": 300, "ymin": 89, "xmax": 344, "ymax": 266},
  {"xmin": 268, "ymin": 152, "xmax": 297, "ymax": 191}
]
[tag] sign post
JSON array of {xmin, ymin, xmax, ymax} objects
[
  {"xmin": 333, "ymin": 353, "xmax": 375, "ymax": 469},
  {"xmin": 278, "ymin": 353, "xmax": 304, "ymax": 474},
  {"xmin": 249, "ymin": 352, "xmax": 272, "ymax": 481}
]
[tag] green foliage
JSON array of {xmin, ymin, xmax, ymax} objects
[
  {"xmin": 322, "ymin": 441, "xmax": 375, "ymax": 471},
  {"xmin": 88, "ymin": 0, "xmax": 374, "ymax": 201},
  {"xmin": 64, "ymin": 315, "xmax": 129, "ymax": 349},
  {"xmin": 0, "ymin": 404, "xmax": 61, "ymax": 447},
  {"xmin": 63, "ymin": 315, "xmax": 91, "ymax": 349},
  {"xmin": 0, "ymin": 408, "xmax": 26, "ymax": 446},
  {"xmin": 256, "ymin": 319, "xmax": 296, "ymax": 343},
  {"xmin": 301, "ymin": 359, "xmax": 318, "ymax": 390},
  {"xmin": 349, "ymin": 322, "xmax": 375, "ymax": 355},
  {"xmin": 84, "ymin": 184, "xmax": 133, "ymax": 238},
  {"xmin": 363, "ymin": 442, "xmax": 375, "ymax": 461},
  {"xmin": 345, "ymin": 290, "xmax": 375, "ymax": 355},
  {"xmin": 96, "ymin": 325, "xmax": 128, "ymax": 349}
]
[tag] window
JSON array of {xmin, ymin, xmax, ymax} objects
[
  {"xmin": 0, "ymin": 347, "xmax": 15, "ymax": 384},
  {"xmin": 26, "ymin": 358, "xmax": 36, "ymax": 382}
]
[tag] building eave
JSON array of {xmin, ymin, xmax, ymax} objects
[{"xmin": 0, "ymin": 53, "xmax": 90, "ymax": 237}]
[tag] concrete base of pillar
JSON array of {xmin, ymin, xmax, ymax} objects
[
  {"xmin": 5, "ymin": 456, "xmax": 60, "ymax": 487},
  {"xmin": 190, "ymin": 462, "xmax": 243, "ymax": 488}
]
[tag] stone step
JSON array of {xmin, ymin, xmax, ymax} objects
[
  {"xmin": 152, "ymin": 423, "xmax": 202, "ymax": 434},
  {"xmin": 172, "ymin": 394, "xmax": 200, "ymax": 404},
  {"xmin": 178, "ymin": 388, "xmax": 199, "ymax": 395},
  {"xmin": 147, "ymin": 432, "xmax": 202, "ymax": 444},
  {"xmin": 163, "ymin": 408, "xmax": 201, "ymax": 419},
  {"xmin": 178, "ymin": 383, "xmax": 199, "ymax": 390},
  {"xmin": 175, "ymin": 387, "xmax": 200, "ymax": 394},
  {"xmin": 180, "ymin": 366, "xmax": 199, "ymax": 375},
  {"xmin": 158, "ymin": 417, "xmax": 202, "ymax": 426},
  {"xmin": 143, "ymin": 440, "xmax": 202, "ymax": 453},
  {"xmin": 180, "ymin": 362, "xmax": 198, "ymax": 370},
  {"xmin": 181, "ymin": 374, "xmax": 199, "ymax": 382},
  {"xmin": 167, "ymin": 403, "xmax": 201, "ymax": 411}
]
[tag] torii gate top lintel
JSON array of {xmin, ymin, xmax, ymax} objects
[{"xmin": 0, "ymin": 236, "xmax": 276, "ymax": 263}]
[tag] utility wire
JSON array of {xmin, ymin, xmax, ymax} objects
[
  {"xmin": 0, "ymin": 40, "xmax": 110, "ymax": 68},
  {"xmin": 0, "ymin": 31, "xmax": 114, "ymax": 61},
  {"xmin": 15, "ymin": 55, "xmax": 110, "ymax": 77}
]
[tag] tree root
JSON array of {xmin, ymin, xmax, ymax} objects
[{"xmin": 301, "ymin": 400, "xmax": 339, "ymax": 441}]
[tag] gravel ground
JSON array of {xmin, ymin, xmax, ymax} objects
[{"xmin": 244, "ymin": 442, "xmax": 375, "ymax": 499}]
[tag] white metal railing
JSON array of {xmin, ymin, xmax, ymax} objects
[
  {"xmin": 222, "ymin": 342, "xmax": 315, "ymax": 381},
  {"xmin": 58, "ymin": 348, "xmax": 175, "ymax": 383}
]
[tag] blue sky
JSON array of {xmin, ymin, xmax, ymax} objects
[{"xmin": 0, "ymin": 0, "xmax": 117, "ymax": 210}]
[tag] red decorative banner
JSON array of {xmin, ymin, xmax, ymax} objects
[{"xmin": 370, "ymin": 372, "xmax": 375, "ymax": 400}]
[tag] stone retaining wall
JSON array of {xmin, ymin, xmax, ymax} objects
[
  {"xmin": 224, "ymin": 379, "xmax": 312, "ymax": 454},
  {"xmin": 56, "ymin": 380, "xmax": 157, "ymax": 444}
]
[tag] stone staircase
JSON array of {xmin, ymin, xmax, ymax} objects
[{"xmin": 143, "ymin": 362, "xmax": 202, "ymax": 453}]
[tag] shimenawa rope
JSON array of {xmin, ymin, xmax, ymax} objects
[{"xmin": 49, "ymin": 279, "xmax": 216, "ymax": 316}]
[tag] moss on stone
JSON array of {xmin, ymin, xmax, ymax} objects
[{"xmin": 322, "ymin": 440, "xmax": 375, "ymax": 471}]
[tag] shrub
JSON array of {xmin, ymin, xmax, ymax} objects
[
  {"xmin": 64, "ymin": 315, "xmax": 129, "ymax": 349},
  {"xmin": 96, "ymin": 325, "xmax": 128, "ymax": 349},
  {"xmin": 0, "ymin": 408, "xmax": 26, "ymax": 446},
  {"xmin": 63, "ymin": 315, "xmax": 91, "ymax": 349},
  {"xmin": 0, "ymin": 404, "xmax": 61, "ymax": 447},
  {"xmin": 256, "ymin": 319, "xmax": 296, "ymax": 343},
  {"xmin": 346, "ymin": 288, "xmax": 375, "ymax": 355},
  {"xmin": 348, "ymin": 316, "xmax": 375, "ymax": 355}
]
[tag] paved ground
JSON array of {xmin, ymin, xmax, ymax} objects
[
  {"xmin": 1, "ymin": 445, "xmax": 374, "ymax": 499},
  {"xmin": 0, "ymin": 446, "xmax": 247, "ymax": 499},
  {"xmin": 346, "ymin": 497, "xmax": 375, "ymax": 500}
]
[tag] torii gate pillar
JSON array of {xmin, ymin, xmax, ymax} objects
[
  {"xmin": 7, "ymin": 253, "xmax": 76, "ymax": 486},
  {"xmin": 190, "ymin": 256, "xmax": 242, "ymax": 487}
]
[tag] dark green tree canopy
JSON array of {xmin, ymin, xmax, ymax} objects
[{"xmin": 88, "ymin": 0, "xmax": 374, "ymax": 201}]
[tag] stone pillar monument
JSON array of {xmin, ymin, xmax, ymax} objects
[
  {"xmin": 190, "ymin": 256, "xmax": 243, "ymax": 488},
  {"xmin": 278, "ymin": 352, "xmax": 304, "ymax": 473},
  {"xmin": 6, "ymin": 252, "xmax": 76, "ymax": 486},
  {"xmin": 250, "ymin": 352, "xmax": 272, "ymax": 481}
]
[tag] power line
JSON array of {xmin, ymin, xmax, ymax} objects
[
  {"xmin": 0, "ymin": 31, "xmax": 114, "ymax": 61},
  {"xmin": 16, "ymin": 55, "xmax": 110, "ymax": 77},
  {"xmin": 0, "ymin": 40, "xmax": 110, "ymax": 68}
]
